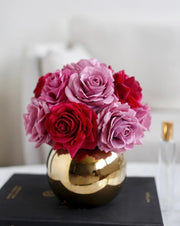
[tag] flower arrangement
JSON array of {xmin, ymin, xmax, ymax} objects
[{"xmin": 24, "ymin": 59, "xmax": 151, "ymax": 161}]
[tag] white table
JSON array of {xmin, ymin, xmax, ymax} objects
[{"xmin": 0, "ymin": 163, "xmax": 180, "ymax": 226}]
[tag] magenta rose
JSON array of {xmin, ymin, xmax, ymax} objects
[
  {"xmin": 64, "ymin": 59, "xmax": 115, "ymax": 112},
  {"xmin": 23, "ymin": 98, "xmax": 53, "ymax": 148},
  {"xmin": 35, "ymin": 70, "xmax": 70, "ymax": 106},
  {"xmin": 97, "ymin": 102, "xmax": 144, "ymax": 153},
  {"xmin": 45, "ymin": 102, "xmax": 97, "ymax": 158},
  {"xmin": 113, "ymin": 70, "xmax": 142, "ymax": 109},
  {"xmin": 136, "ymin": 104, "xmax": 151, "ymax": 131}
]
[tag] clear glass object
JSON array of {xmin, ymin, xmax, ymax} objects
[{"xmin": 157, "ymin": 121, "xmax": 176, "ymax": 211}]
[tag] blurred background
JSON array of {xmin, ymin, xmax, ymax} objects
[{"xmin": 0, "ymin": 0, "xmax": 180, "ymax": 166}]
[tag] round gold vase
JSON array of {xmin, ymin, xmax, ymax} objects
[{"xmin": 47, "ymin": 149, "xmax": 126, "ymax": 208}]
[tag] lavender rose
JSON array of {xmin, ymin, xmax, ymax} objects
[
  {"xmin": 64, "ymin": 59, "xmax": 115, "ymax": 112},
  {"xmin": 136, "ymin": 104, "xmax": 151, "ymax": 131},
  {"xmin": 23, "ymin": 98, "xmax": 53, "ymax": 148},
  {"xmin": 97, "ymin": 102, "xmax": 144, "ymax": 153}
]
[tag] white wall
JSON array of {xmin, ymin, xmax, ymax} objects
[{"xmin": 0, "ymin": 0, "xmax": 180, "ymax": 165}]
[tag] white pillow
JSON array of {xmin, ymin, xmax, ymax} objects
[{"xmin": 41, "ymin": 43, "xmax": 91, "ymax": 74}]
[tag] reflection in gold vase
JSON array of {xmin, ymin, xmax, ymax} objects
[{"xmin": 47, "ymin": 149, "xmax": 126, "ymax": 208}]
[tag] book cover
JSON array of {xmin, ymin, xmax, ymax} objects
[{"xmin": 0, "ymin": 174, "xmax": 164, "ymax": 226}]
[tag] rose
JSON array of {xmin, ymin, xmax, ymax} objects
[
  {"xmin": 33, "ymin": 73, "xmax": 51, "ymax": 98},
  {"xmin": 34, "ymin": 70, "xmax": 70, "ymax": 106},
  {"xmin": 23, "ymin": 98, "xmax": 53, "ymax": 148},
  {"xmin": 97, "ymin": 102, "xmax": 144, "ymax": 153},
  {"xmin": 24, "ymin": 58, "xmax": 151, "ymax": 160},
  {"xmin": 136, "ymin": 104, "xmax": 151, "ymax": 131},
  {"xmin": 63, "ymin": 58, "xmax": 104, "ymax": 75},
  {"xmin": 113, "ymin": 70, "xmax": 142, "ymax": 109},
  {"xmin": 64, "ymin": 59, "xmax": 115, "ymax": 112},
  {"xmin": 45, "ymin": 102, "xmax": 97, "ymax": 158},
  {"xmin": 40, "ymin": 70, "xmax": 70, "ymax": 105}
]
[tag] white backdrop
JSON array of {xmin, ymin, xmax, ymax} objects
[{"xmin": 0, "ymin": 0, "xmax": 180, "ymax": 166}]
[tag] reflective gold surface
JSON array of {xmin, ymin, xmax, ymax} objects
[
  {"xmin": 47, "ymin": 149, "xmax": 126, "ymax": 207},
  {"xmin": 162, "ymin": 121, "xmax": 173, "ymax": 141}
]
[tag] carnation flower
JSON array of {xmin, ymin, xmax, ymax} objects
[
  {"xmin": 97, "ymin": 102, "xmax": 144, "ymax": 153},
  {"xmin": 45, "ymin": 102, "xmax": 97, "ymax": 158},
  {"xmin": 64, "ymin": 59, "xmax": 115, "ymax": 112},
  {"xmin": 113, "ymin": 70, "xmax": 142, "ymax": 109},
  {"xmin": 23, "ymin": 98, "xmax": 53, "ymax": 148}
]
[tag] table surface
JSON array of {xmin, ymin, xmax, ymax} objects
[{"xmin": 0, "ymin": 162, "xmax": 179, "ymax": 226}]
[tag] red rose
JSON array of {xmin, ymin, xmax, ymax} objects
[
  {"xmin": 33, "ymin": 73, "xmax": 51, "ymax": 98},
  {"xmin": 113, "ymin": 70, "xmax": 142, "ymax": 109},
  {"xmin": 45, "ymin": 102, "xmax": 97, "ymax": 158}
]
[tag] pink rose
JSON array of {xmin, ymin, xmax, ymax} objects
[
  {"xmin": 113, "ymin": 70, "xmax": 142, "ymax": 109},
  {"xmin": 97, "ymin": 102, "xmax": 144, "ymax": 153},
  {"xmin": 45, "ymin": 102, "xmax": 97, "ymax": 158},
  {"xmin": 136, "ymin": 104, "xmax": 151, "ymax": 131},
  {"xmin": 64, "ymin": 59, "xmax": 115, "ymax": 112},
  {"xmin": 39, "ymin": 70, "xmax": 70, "ymax": 106},
  {"xmin": 63, "ymin": 59, "xmax": 103, "ymax": 74},
  {"xmin": 23, "ymin": 98, "xmax": 53, "ymax": 148}
]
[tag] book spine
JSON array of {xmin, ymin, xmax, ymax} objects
[{"xmin": 0, "ymin": 220, "xmax": 164, "ymax": 226}]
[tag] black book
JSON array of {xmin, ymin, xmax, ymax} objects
[{"xmin": 0, "ymin": 174, "xmax": 163, "ymax": 226}]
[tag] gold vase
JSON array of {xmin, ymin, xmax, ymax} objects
[{"xmin": 47, "ymin": 149, "xmax": 126, "ymax": 208}]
